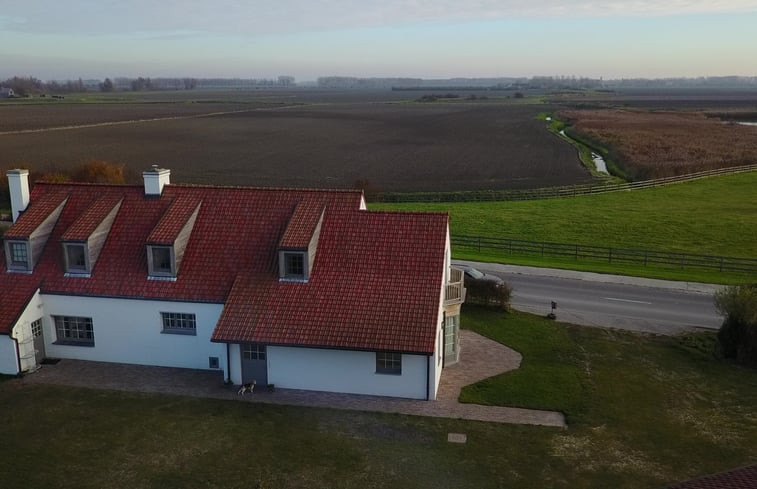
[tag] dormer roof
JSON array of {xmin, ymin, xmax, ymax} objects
[
  {"xmin": 147, "ymin": 196, "xmax": 202, "ymax": 245},
  {"xmin": 4, "ymin": 191, "xmax": 68, "ymax": 239},
  {"xmin": 62, "ymin": 196, "xmax": 123, "ymax": 241},
  {"xmin": 279, "ymin": 199, "xmax": 326, "ymax": 250}
]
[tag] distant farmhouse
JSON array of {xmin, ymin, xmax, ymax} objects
[
  {"xmin": 0, "ymin": 87, "xmax": 15, "ymax": 98},
  {"xmin": 0, "ymin": 168, "xmax": 465, "ymax": 400}
]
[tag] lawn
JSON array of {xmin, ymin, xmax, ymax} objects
[
  {"xmin": 2, "ymin": 307, "xmax": 756, "ymax": 488},
  {"xmin": 372, "ymin": 172, "xmax": 757, "ymax": 283}
]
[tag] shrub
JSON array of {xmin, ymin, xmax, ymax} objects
[
  {"xmin": 465, "ymin": 277, "xmax": 512, "ymax": 310},
  {"xmin": 714, "ymin": 285, "xmax": 757, "ymax": 366},
  {"xmin": 71, "ymin": 160, "xmax": 126, "ymax": 184}
]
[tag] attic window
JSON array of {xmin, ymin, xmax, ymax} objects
[
  {"xmin": 148, "ymin": 245, "xmax": 175, "ymax": 277},
  {"xmin": 5, "ymin": 240, "xmax": 30, "ymax": 271},
  {"xmin": 64, "ymin": 243, "xmax": 88, "ymax": 273},
  {"xmin": 285, "ymin": 253, "xmax": 304, "ymax": 277},
  {"xmin": 279, "ymin": 251, "xmax": 308, "ymax": 281}
]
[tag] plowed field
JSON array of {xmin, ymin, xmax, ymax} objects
[{"xmin": 0, "ymin": 99, "xmax": 592, "ymax": 192}]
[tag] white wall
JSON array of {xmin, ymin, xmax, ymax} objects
[
  {"xmin": 267, "ymin": 346, "xmax": 428, "ymax": 399},
  {"xmin": 0, "ymin": 335, "xmax": 19, "ymax": 375},
  {"xmin": 10, "ymin": 289, "xmax": 44, "ymax": 372},
  {"xmin": 41, "ymin": 294, "xmax": 226, "ymax": 375},
  {"xmin": 228, "ymin": 343, "xmax": 242, "ymax": 385}
]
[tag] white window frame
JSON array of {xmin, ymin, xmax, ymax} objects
[
  {"xmin": 147, "ymin": 245, "xmax": 175, "ymax": 277},
  {"xmin": 376, "ymin": 352, "xmax": 402, "ymax": 375},
  {"xmin": 160, "ymin": 312, "xmax": 197, "ymax": 335},
  {"xmin": 5, "ymin": 239, "xmax": 31, "ymax": 271},
  {"xmin": 278, "ymin": 251, "xmax": 308, "ymax": 281},
  {"xmin": 63, "ymin": 242, "xmax": 89, "ymax": 274},
  {"xmin": 53, "ymin": 315, "xmax": 94, "ymax": 346}
]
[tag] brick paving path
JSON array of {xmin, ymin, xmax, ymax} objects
[{"xmin": 17, "ymin": 331, "xmax": 565, "ymax": 428}]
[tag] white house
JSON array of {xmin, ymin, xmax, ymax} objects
[
  {"xmin": 0, "ymin": 168, "xmax": 465, "ymax": 400},
  {"xmin": 0, "ymin": 87, "xmax": 15, "ymax": 98}
]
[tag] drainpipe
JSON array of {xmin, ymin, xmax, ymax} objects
[{"xmin": 225, "ymin": 343, "xmax": 231, "ymax": 384}]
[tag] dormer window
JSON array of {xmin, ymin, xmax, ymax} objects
[
  {"xmin": 63, "ymin": 243, "xmax": 89, "ymax": 274},
  {"xmin": 6, "ymin": 240, "xmax": 30, "ymax": 271},
  {"xmin": 285, "ymin": 252, "xmax": 305, "ymax": 278},
  {"xmin": 148, "ymin": 245, "xmax": 175, "ymax": 277}
]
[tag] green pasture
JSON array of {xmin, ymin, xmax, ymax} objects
[
  {"xmin": 2, "ymin": 306, "xmax": 756, "ymax": 488},
  {"xmin": 372, "ymin": 172, "xmax": 757, "ymax": 284}
]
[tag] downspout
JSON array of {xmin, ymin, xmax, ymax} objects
[
  {"xmin": 12, "ymin": 335, "xmax": 22, "ymax": 376},
  {"xmin": 225, "ymin": 343, "xmax": 231, "ymax": 384},
  {"xmin": 425, "ymin": 355, "xmax": 430, "ymax": 401}
]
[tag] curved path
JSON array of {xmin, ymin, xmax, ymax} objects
[{"xmin": 15, "ymin": 330, "xmax": 565, "ymax": 428}]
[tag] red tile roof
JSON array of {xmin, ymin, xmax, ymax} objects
[
  {"xmin": 279, "ymin": 199, "xmax": 325, "ymax": 249},
  {"xmin": 147, "ymin": 196, "xmax": 202, "ymax": 244},
  {"xmin": 4, "ymin": 191, "xmax": 68, "ymax": 238},
  {"xmin": 1, "ymin": 181, "xmax": 448, "ymax": 354},
  {"xmin": 669, "ymin": 465, "xmax": 757, "ymax": 489},
  {"xmin": 62, "ymin": 196, "xmax": 122, "ymax": 241}
]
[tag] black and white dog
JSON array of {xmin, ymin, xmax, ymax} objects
[{"xmin": 237, "ymin": 380, "xmax": 256, "ymax": 395}]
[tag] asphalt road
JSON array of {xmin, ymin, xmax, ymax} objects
[{"xmin": 455, "ymin": 261, "xmax": 723, "ymax": 335}]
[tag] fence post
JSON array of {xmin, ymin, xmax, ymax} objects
[
  {"xmin": 478, "ymin": 236, "xmax": 481, "ymax": 253},
  {"xmin": 609, "ymin": 247, "xmax": 612, "ymax": 263},
  {"xmin": 575, "ymin": 244, "xmax": 579, "ymax": 260},
  {"xmin": 644, "ymin": 250, "xmax": 648, "ymax": 266},
  {"xmin": 720, "ymin": 256, "xmax": 724, "ymax": 272},
  {"xmin": 541, "ymin": 242, "xmax": 545, "ymax": 256}
]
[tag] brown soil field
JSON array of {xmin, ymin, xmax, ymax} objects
[
  {"xmin": 0, "ymin": 101, "xmax": 592, "ymax": 192},
  {"xmin": 559, "ymin": 109, "xmax": 757, "ymax": 180}
]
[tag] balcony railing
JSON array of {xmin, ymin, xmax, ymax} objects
[{"xmin": 444, "ymin": 267, "xmax": 466, "ymax": 306}]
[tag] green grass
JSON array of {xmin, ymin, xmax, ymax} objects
[
  {"xmin": 372, "ymin": 172, "xmax": 757, "ymax": 283},
  {"xmin": 3, "ymin": 308, "xmax": 757, "ymax": 488},
  {"xmin": 460, "ymin": 306, "xmax": 757, "ymax": 482}
]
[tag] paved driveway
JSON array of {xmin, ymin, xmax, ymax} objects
[{"xmin": 17, "ymin": 330, "xmax": 565, "ymax": 427}]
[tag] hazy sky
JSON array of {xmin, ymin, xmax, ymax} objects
[{"xmin": 2, "ymin": 1, "xmax": 757, "ymax": 81}]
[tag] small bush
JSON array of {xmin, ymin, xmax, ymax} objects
[
  {"xmin": 465, "ymin": 277, "xmax": 512, "ymax": 310},
  {"xmin": 714, "ymin": 285, "xmax": 757, "ymax": 366},
  {"xmin": 72, "ymin": 160, "xmax": 126, "ymax": 184}
]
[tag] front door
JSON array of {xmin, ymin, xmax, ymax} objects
[
  {"xmin": 31, "ymin": 318, "xmax": 45, "ymax": 366},
  {"xmin": 241, "ymin": 343, "xmax": 268, "ymax": 386}
]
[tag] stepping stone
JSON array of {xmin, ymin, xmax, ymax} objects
[{"xmin": 447, "ymin": 433, "xmax": 467, "ymax": 444}]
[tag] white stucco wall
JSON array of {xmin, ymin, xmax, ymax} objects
[
  {"xmin": 267, "ymin": 346, "xmax": 429, "ymax": 399},
  {"xmin": 427, "ymin": 227, "xmax": 452, "ymax": 400},
  {"xmin": 0, "ymin": 334, "xmax": 19, "ymax": 375},
  {"xmin": 228, "ymin": 343, "xmax": 242, "ymax": 385},
  {"xmin": 41, "ymin": 294, "xmax": 226, "ymax": 375},
  {"xmin": 10, "ymin": 289, "xmax": 44, "ymax": 373}
]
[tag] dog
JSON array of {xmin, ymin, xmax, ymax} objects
[{"xmin": 237, "ymin": 380, "xmax": 256, "ymax": 395}]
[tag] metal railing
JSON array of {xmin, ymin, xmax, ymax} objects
[
  {"xmin": 452, "ymin": 235, "xmax": 757, "ymax": 274},
  {"xmin": 377, "ymin": 164, "xmax": 757, "ymax": 203}
]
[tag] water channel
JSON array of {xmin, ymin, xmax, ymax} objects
[{"xmin": 559, "ymin": 130, "xmax": 609, "ymax": 175}]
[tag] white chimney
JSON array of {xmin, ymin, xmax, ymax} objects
[
  {"xmin": 142, "ymin": 165, "xmax": 170, "ymax": 197},
  {"xmin": 7, "ymin": 169, "xmax": 30, "ymax": 222}
]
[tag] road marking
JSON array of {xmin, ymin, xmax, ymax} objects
[{"xmin": 603, "ymin": 297, "xmax": 652, "ymax": 305}]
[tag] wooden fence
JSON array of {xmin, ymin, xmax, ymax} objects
[
  {"xmin": 378, "ymin": 164, "xmax": 757, "ymax": 203},
  {"xmin": 452, "ymin": 234, "xmax": 757, "ymax": 274}
]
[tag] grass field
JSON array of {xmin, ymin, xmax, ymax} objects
[
  {"xmin": 372, "ymin": 172, "xmax": 757, "ymax": 283},
  {"xmin": 2, "ymin": 306, "xmax": 755, "ymax": 488}
]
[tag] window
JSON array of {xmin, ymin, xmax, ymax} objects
[
  {"xmin": 243, "ymin": 343, "xmax": 266, "ymax": 361},
  {"xmin": 208, "ymin": 356, "xmax": 219, "ymax": 369},
  {"xmin": 31, "ymin": 318, "xmax": 42, "ymax": 338},
  {"xmin": 53, "ymin": 316, "xmax": 94, "ymax": 346},
  {"xmin": 6, "ymin": 240, "xmax": 30, "ymax": 270},
  {"xmin": 284, "ymin": 253, "xmax": 304, "ymax": 278},
  {"xmin": 148, "ymin": 246, "xmax": 174, "ymax": 276},
  {"xmin": 161, "ymin": 312, "xmax": 196, "ymax": 335},
  {"xmin": 376, "ymin": 352, "xmax": 402, "ymax": 375},
  {"xmin": 64, "ymin": 243, "xmax": 88, "ymax": 272}
]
